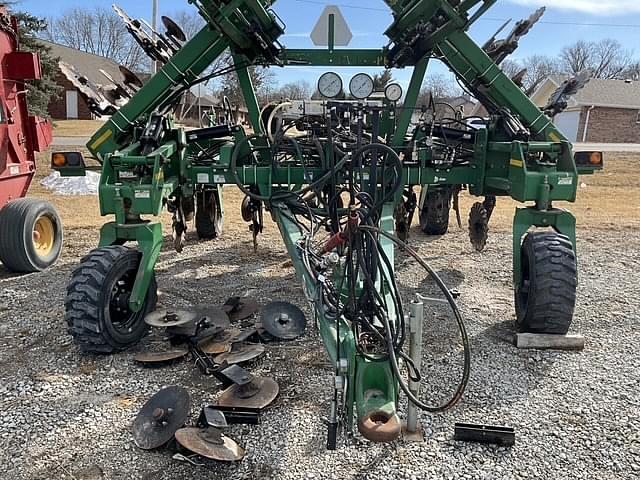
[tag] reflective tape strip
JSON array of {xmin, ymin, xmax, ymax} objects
[{"xmin": 90, "ymin": 129, "xmax": 114, "ymax": 151}]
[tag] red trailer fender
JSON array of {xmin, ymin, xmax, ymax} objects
[{"xmin": 0, "ymin": 7, "xmax": 52, "ymax": 209}]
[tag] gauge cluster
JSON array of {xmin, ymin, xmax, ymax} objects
[{"xmin": 317, "ymin": 71, "xmax": 403, "ymax": 102}]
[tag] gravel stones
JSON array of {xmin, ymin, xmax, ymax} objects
[{"xmin": 0, "ymin": 215, "xmax": 638, "ymax": 479}]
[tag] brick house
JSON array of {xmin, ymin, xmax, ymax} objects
[
  {"xmin": 531, "ymin": 76, "xmax": 640, "ymax": 144},
  {"xmin": 176, "ymin": 91, "xmax": 250, "ymax": 127},
  {"xmin": 40, "ymin": 40, "xmax": 125, "ymax": 120}
]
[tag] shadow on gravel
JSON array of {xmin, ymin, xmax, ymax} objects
[
  {"xmin": 352, "ymin": 446, "xmax": 394, "ymax": 480},
  {"xmin": 0, "ymin": 263, "xmax": 23, "ymax": 280},
  {"xmin": 407, "ymin": 225, "xmax": 453, "ymax": 244},
  {"xmin": 395, "ymin": 267, "xmax": 466, "ymax": 298},
  {"xmin": 432, "ymin": 268, "xmax": 465, "ymax": 289},
  {"xmin": 482, "ymin": 319, "xmax": 516, "ymax": 346}
]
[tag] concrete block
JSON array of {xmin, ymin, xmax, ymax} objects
[{"xmin": 515, "ymin": 333, "xmax": 585, "ymax": 351}]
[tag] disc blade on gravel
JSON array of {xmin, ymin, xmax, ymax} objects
[
  {"xmin": 216, "ymin": 377, "xmax": 279, "ymax": 410},
  {"xmin": 175, "ymin": 427, "xmax": 245, "ymax": 462},
  {"xmin": 214, "ymin": 343, "xmax": 265, "ymax": 365},
  {"xmin": 222, "ymin": 297, "xmax": 259, "ymax": 322},
  {"xmin": 261, "ymin": 302, "xmax": 307, "ymax": 340},
  {"xmin": 193, "ymin": 304, "xmax": 230, "ymax": 330},
  {"xmin": 211, "ymin": 327, "xmax": 242, "ymax": 344},
  {"xmin": 198, "ymin": 339, "xmax": 231, "ymax": 355},
  {"xmin": 145, "ymin": 309, "xmax": 200, "ymax": 328},
  {"xmin": 133, "ymin": 386, "xmax": 191, "ymax": 450},
  {"xmin": 134, "ymin": 349, "xmax": 188, "ymax": 364},
  {"xmin": 168, "ymin": 322, "xmax": 223, "ymax": 339}
]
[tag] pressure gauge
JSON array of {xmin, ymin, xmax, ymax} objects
[
  {"xmin": 318, "ymin": 72, "xmax": 343, "ymax": 99},
  {"xmin": 385, "ymin": 83, "xmax": 403, "ymax": 103},
  {"xmin": 349, "ymin": 73, "xmax": 374, "ymax": 100}
]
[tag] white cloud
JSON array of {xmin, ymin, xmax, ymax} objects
[{"xmin": 508, "ymin": 0, "xmax": 640, "ymax": 15}]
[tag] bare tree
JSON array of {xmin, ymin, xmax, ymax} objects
[
  {"xmin": 417, "ymin": 73, "xmax": 460, "ymax": 107},
  {"xmin": 522, "ymin": 55, "xmax": 561, "ymax": 92},
  {"xmin": 560, "ymin": 40, "xmax": 591, "ymax": 76},
  {"xmin": 275, "ymin": 81, "xmax": 312, "ymax": 100},
  {"xmin": 623, "ymin": 62, "xmax": 640, "ymax": 81},
  {"xmin": 500, "ymin": 55, "xmax": 562, "ymax": 94},
  {"xmin": 414, "ymin": 73, "xmax": 462, "ymax": 119},
  {"xmin": 46, "ymin": 7, "xmax": 147, "ymax": 71},
  {"xmin": 170, "ymin": 10, "xmax": 205, "ymax": 41},
  {"xmin": 219, "ymin": 61, "xmax": 277, "ymax": 120},
  {"xmin": 500, "ymin": 59, "xmax": 523, "ymax": 80},
  {"xmin": 560, "ymin": 39, "xmax": 632, "ymax": 79}
]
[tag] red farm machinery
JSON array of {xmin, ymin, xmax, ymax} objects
[{"xmin": 0, "ymin": 6, "xmax": 62, "ymax": 273}]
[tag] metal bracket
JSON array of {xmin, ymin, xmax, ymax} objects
[
  {"xmin": 198, "ymin": 405, "xmax": 261, "ymax": 426},
  {"xmin": 454, "ymin": 422, "xmax": 515, "ymax": 446}
]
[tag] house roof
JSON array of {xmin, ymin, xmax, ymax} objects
[
  {"xmin": 443, "ymin": 95, "xmax": 476, "ymax": 108},
  {"xmin": 39, "ymin": 40, "xmax": 126, "ymax": 87},
  {"xmin": 538, "ymin": 76, "xmax": 640, "ymax": 110},
  {"xmin": 186, "ymin": 88, "xmax": 220, "ymax": 107},
  {"xmin": 180, "ymin": 90, "xmax": 249, "ymax": 112}
]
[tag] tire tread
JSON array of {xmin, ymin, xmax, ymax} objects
[
  {"xmin": 65, "ymin": 246, "xmax": 157, "ymax": 353},
  {"xmin": 0, "ymin": 198, "xmax": 63, "ymax": 272},
  {"xmin": 516, "ymin": 232, "xmax": 577, "ymax": 334}
]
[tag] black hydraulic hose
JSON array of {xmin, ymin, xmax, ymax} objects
[
  {"xmin": 349, "ymin": 143, "xmax": 403, "ymax": 219},
  {"xmin": 230, "ymin": 135, "xmax": 348, "ymax": 203},
  {"xmin": 358, "ymin": 225, "xmax": 471, "ymax": 413},
  {"xmin": 362, "ymin": 228, "xmax": 406, "ymax": 349}
]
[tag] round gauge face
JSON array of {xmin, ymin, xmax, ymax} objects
[
  {"xmin": 385, "ymin": 83, "xmax": 403, "ymax": 102},
  {"xmin": 349, "ymin": 73, "xmax": 374, "ymax": 100},
  {"xmin": 317, "ymin": 72, "xmax": 343, "ymax": 99}
]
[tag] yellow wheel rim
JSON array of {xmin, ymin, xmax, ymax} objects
[{"xmin": 33, "ymin": 216, "xmax": 56, "ymax": 257}]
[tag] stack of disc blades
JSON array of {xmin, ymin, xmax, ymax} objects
[
  {"xmin": 190, "ymin": 304, "xmax": 230, "ymax": 331},
  {"xmin": 214, "ymin": 343, "xmax": 265, "ymax": 365},
  {"xmin": 198, "ymin": 338, "xmax": 231, "ymax": 355},
  {"xmin": 145, "ymin": 309, "xmax": 199, "ymax": 328},
  {"xmin": 222, "ymin": 297, "xmax": 259, "ymax": 323},
  {"xmin": 204, "ymin": 327, "xmax": 241, "ymax": 344},
  {"xmin": 134, "ymin": 349, "xmax": 188, "ymax": 365}
]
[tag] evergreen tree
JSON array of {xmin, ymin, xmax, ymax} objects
[
  {"xmin": 9, "ymin": 7, "xmax": 61, "ymax": 117},
  {"xmin": 372, "ymin": 70, "xmax": 394, "ymax": 91}
]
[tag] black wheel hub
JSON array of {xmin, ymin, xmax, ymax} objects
[{"xmin": 109, "ymin": 272, "xmax": 137, "ymax": 332}]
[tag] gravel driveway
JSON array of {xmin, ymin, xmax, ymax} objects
[{"xmin": 1, "ymin": 219, "xmax": 638, "ymax": 480}]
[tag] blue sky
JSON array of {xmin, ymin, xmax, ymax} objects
[{"xmin": 19, "ymin": 0, "xmax": 640, "ymax": 92}]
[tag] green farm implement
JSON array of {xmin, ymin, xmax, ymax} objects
[{"xmin": 56, "ymin": 0, "xmax": 602, "ymax": 445}]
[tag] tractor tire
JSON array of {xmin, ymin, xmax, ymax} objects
[
  {"xmin": 65, "ymin": 246, "xmax": 157, "ymax": 353},
  {"xmin": 0, "ymin": 198, "xmax": 63, "ymax": 273},
  {"xmin": 196, "ymin": 190, "xmax": 223, "ymax": 240},
  {"xmin": 419, "ymin": 188, "xmax": 452, "ymax": 235},
  {"xmin": 515, "ymin": 232, "xmax": 577, "ymax": 334}
]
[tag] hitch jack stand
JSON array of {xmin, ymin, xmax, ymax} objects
[{"xmin": 403, "ymin": 299, "xmax": 425, "ymax": 442}]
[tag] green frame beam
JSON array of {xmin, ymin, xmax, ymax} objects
[{"xmin": 277, "ymin": 49, "xmax": 388, "ymax": 67}]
